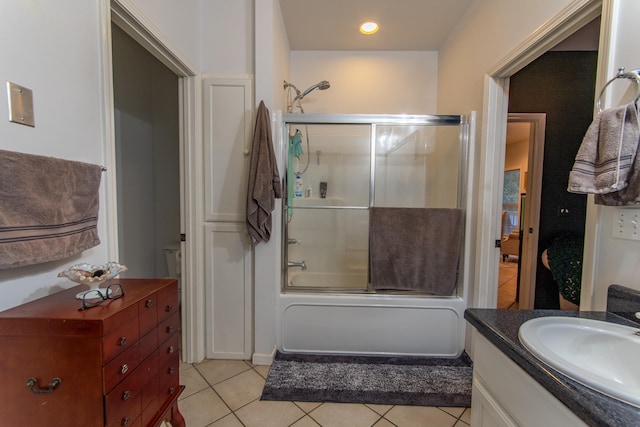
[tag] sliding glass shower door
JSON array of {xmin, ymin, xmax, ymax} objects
[
  {"xmin": 282, "ymin": 114, "xmax": 467, "ymax": 293},
  {"xmin": 285, "ymin": 123, "xmax": 371, "ymax": 291}
]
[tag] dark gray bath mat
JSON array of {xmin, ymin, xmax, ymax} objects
[{"xmin": 261, "ymin": 351, "xmax": 472, "ymax": 407}]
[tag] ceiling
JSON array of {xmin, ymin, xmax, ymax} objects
[{"xmin": 279, "ymin": 0, "xmax": 474, "ymax": 51}]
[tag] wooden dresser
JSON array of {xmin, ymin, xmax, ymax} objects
[{"xmin": 0, "ymin": 278, "xmax": 185, "ymax": 427}]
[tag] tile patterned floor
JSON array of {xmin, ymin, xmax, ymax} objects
[{"xmin": 176, "ymin": 358, "xmax": 472, "ymax": 427}]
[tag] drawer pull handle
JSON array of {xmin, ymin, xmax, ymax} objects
[
  {"xmin": 122, "ymin": 390, "xmax": 132, "ymax": 400},
  {"xmin": 166, "ymin": 326, "xmax": 175, "ymax": 334},
  {"xmin": 146, "ymin": 299, "xmax": 153, "ymax": 308},
  {"xmin": 169, "ymin": 386, "xmax": 175, "ymax": 395},
  {"xmin": 120, "ymin": 364, "xmax": 129, "ymax": 374},
  {"xmin": 168, "ymin": 367, "xmax": 175, "ymax": 375},
  {"xmin": 119, "ymin": 337, "xmax": 127, "ymax": 346},
  {"xmin": 26, "ymin": 377, "xmax": 61, "ymax": 394},
  {"xmin": 166, "ymin": 305, "xmax": 173, "ymax": 313},
  {"xmin": 122, "ymin": 416, "xmax": 131, "ymax": 426},
  {"xmin": 168, "ymin": 346, "xmax": 175, "ymax": 354}
]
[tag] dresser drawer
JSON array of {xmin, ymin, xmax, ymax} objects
[
  {"xmin": 140, "ymin": 348, "xmax": 160, "ymax": 410},
  {"xmin": 159, "ymin": 375, "xmax": 181, "ymax": 406},
  {"xmin": 103, "ymin": 340, "xmax": 141, "ymax": 393},
  {"xmin": 157, "ymin": 283, "xmax": 179, "ymax": 323},
  {"xmin": 158, "ymin": 312, "xmax": 180, "ymax": 345},
  {"xmin": 159, "ymin": 330, "xmax": 180, "ymax": 361},
  {"xmin": 139, "ymin": 326, "xmax": 159, "ymax": 361},
  {"xmin": 141, "ymin": 370, "xmax": 181, "ymax": 427},
  {"xmin": 138, "ymin": 293, "xmax": 158, "ymax": 336},
  {"xmin": 103, "ymin": 304, "xmax": 140, "ymax": 363},
  {"xmin": 158, "ymin": 349, "xmax": 180, "ymax": 389},
  {"xmin": 105, "ymin": 365, "xmax": 145, "ymax": 427},
  {"xmin": 0, "ymin": 336, "xmax": 104, "ymax": 426}
]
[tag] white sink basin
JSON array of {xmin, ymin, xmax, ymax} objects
[{"xmin": 518, "ymin": 316, "xmax": 640, "ymax": 407}]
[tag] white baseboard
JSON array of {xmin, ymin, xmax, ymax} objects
[{"xmin": 252, "ymin": 346, "xmax": 277, "ymax": 366}]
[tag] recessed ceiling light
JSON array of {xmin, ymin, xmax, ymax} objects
[{"xmin": 359, "ymin": 21, "xmax": 379, "ymax": 35}]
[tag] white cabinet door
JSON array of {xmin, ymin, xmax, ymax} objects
[
  {"xmin": 205, "ymin": 223, "xmax": 253, "ymax": 359},
  {"xmin": 202, "ymin": 76, "xmax": 254, "ymax": 359},
  {"xmin": 471, "ymin": 330, "xmax": 586, "ymax": 427},
  {"xmin": 471, "ymin": 376, "xmax": 518, "ymax": 427},
  {"xmin": 203, "ymin": 77, "xmax": 253, "ymax": 222}
]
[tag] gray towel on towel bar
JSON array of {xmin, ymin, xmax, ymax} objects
[
  {"xmin": 0, "ymin": 150, "xmax": 102, "ymax": 269},
  {"xmin": 246, "ymin": 101, "xmax": 282, "ymax": 244},
  {"xmin": 595, "ymin": 134, "xmax": 640, "ymax": 206},
  {"xmin": 369, "ymin": 207, "xmax": 464, "ymax": 295},
  {"xmin": 568, "ymin": 102, "xmax": 640, "ymax": 195}
]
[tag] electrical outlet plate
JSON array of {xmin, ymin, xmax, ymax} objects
[
  {"xmin": 6, "ymin": 81, "xmax": 35, "ymax": 127},
  {"xmin": 612, "ymin": 208, "xmax": 640, "ymax": 240}
]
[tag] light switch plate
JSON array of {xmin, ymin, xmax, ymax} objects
[{"xmin": 6, "ymin": 81, "xmax": 35, "ymax": 127}]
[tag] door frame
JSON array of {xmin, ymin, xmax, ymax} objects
[
  {"xmin": 506, "ymin": 113, "xmax": 546, "ymax": 309},
  {"xmin": 476, "ymin": 0, "xmax": 602, "ymax": 308},
  {"xmin": 99, "ymin": 0, "xmax": 205, "ymax": 362}
]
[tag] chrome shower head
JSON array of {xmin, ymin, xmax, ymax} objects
[{"xmin": 294, "ymin": 80, "xmax": 331, "ymax": 101}]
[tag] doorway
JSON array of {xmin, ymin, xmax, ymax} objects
[
  {"xmin": 498, "ymin": 135, "xmax": 525, "ymax": 309},
  {"xmin": 498, "ymin": 114, "xmax": 546, "ymax": 309},
  {"xmin": 105, "ymin": 1, "xmax": 203, "ymax": 363},
  {"xmin": 508, "ymin": 50, "xmax": 597, "ymax": 309},
  {"xmin": 111, "ymin": 23, "xmax": 181, "ymax": 280},
  {"xmin": 479, "ymin": 3, "xmax": 602, "ymax": 310}
]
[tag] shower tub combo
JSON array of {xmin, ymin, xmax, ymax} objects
[{"xmin": 277, "ymin": 112, "xmax": 474, "ymax": 357}]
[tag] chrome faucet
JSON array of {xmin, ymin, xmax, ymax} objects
[{"xmin": 288, "ymin": 260, "xmax": 307, "ymax": 271}]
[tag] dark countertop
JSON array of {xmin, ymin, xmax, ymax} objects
[{"xmin": 464, "ymin": 308, "xmax": 640, "ymax": 427}]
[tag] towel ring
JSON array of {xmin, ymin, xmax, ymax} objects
[{"xmin": 596, "ymin": 67, "xmax": 640, "ymax": 112}]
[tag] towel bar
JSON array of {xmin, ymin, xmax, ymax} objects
[{"xmin": 596, "ymin": 67, "xmax": 640, "ymax": 112}]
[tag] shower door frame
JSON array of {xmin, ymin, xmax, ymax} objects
[{"xmin": 280, "ymin": 113, "xmax": 470, "ymax": 295}]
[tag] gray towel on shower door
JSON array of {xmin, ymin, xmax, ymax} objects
[
  {"xmin": 369, "ymin": 207, "xmax": 464, "ymax": 295},
  {"xmin": 246, "ymin": 101, "xmax": 282, "ymax": 244}
]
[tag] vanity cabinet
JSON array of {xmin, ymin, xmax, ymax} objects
[
  {"xmin": 0, "ymin": 278, "xmax": 184, "ymax": 427},
  {"xmin": 470, "ymin": 330, "xmax": 586, "ymax": 427}
]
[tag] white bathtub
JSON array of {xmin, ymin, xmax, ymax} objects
[
  {"xmin": 277, "ymin": 291, "xmax": 466, "ymax": 357},
  {"xmin": 287, "ymin": 271, "xmax": 368, "ymax": 289}
]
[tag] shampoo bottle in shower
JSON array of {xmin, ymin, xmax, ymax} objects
[{"xmin": 294, "ymin": 174, "xmax": 303, "ymax": 198}]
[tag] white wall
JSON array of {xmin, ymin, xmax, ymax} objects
[
  {"xmin": 200, "ymin": 0, "xmax": 253, "ymax": 74},
  {"xmin": 436, "ymin": 0, "xmax": 575, "ymax": 307},
  {"xmin": 0, "ymin": 2, "xmax": 109, "ymax": 311},
  {"xmin": 505, "ymin": 138, "xmax": 529, "ymax": 194},
  {"xmin": 437, "ymin": 0, "xmax": 640, "ymax": 311},
  {"xmin": 290, "ymin": 51, "xmax": 438, "ymax": 114},
  {"xmin": 128, "ymin": 0, "xmax": 201, "ymax": 69},
  {"xmin": 253, "ymin": 0, "xmax": 291, "ymax": 364},
  {"xmin": 0, "ymin": 0, "xmax": 201, "ymax": 312},
  {"xmin": 587, "ymin": 1, "xmax": 640, "ymax": 309},
  {"xmin": 437, "ymin": 0, "xmax": 573, "ymax": 117}
]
